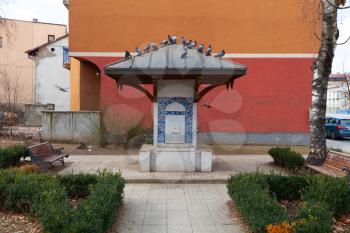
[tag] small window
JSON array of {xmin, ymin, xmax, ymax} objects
[
  {"xmin": 48, "ymin": 35, "xmax": 55, "ymax": 42},
  {"xmin": 51, "ymin": 48, "xmax": 55, "ymax": 52},
  {"xmin": 0, "ymin": 37, "xmax": 3, "ymax": 48}
]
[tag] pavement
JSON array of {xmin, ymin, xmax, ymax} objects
[
  {"xmin": 58, "ymin": 154, "xmax": 279, "ymax": 233},
  {"xmin": 109, "ymin": 183, "xmax": 244, "ymax": 233},
  {"xmin": 327, "ymin": 138, "xmax": 350, "ymax": 153},
  {"xmin": 58, "ymin": 154, "xmax": 280, "ymax": 183}
]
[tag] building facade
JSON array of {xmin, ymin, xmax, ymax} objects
[
  {"xmin": 327, "ymin": 74, "xmax": 350, "ymax": 114},
  {"xmin": 26, "ymin": 35, "xmax": 70, "ymax": 111},
  {"xmin": 67, "ymin": 0, "xmax": 321, "ymax": 145},
  {"xmin": 0, "ymin": 19, "xmax": 67, "ymax": 106}
]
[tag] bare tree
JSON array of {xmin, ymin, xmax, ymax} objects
[
  {"xmin": 0, "ymin": 69, "xmax": 23, "ymax": 111},
  {"xmin": 0, "ymin": 0, "xmax": 15, "ymax": 43},
  {"xmin": 307, "ymin": 0, "xmax": 349, "ymax": 164}
]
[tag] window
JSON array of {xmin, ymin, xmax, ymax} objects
[
  {"xmin": 0, "ymin": 37, "xmax": 3, "ymax": 48},
  {"xmin": 48, "ymin": 35, "xmax": 55, "ymax": 42},
  {"xmin": 63, "ymin": 46, "xmax": 70, "ymax": 64}
]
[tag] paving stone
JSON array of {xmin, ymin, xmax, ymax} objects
[{"xmin": 111, "ymin": 184, "xmax": 244, "ymax": 233}]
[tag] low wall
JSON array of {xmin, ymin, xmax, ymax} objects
[
  {"xmin": 198, "ymin": 132, "xmax": 310, "ymax": 146},
  {"xmin": 25, "ymin": 104, "xmax": 55, "ymax": 127},
  {"xmin": 42, "ymin": 111, "xmax": 101, "ymax": 144}
]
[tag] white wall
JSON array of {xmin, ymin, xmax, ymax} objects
[{"xmin": 34, "ymin": 37, "xmax": 70, "ymax": 111}]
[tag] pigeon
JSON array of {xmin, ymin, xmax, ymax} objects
[
  {"xmin": 144, "ymin": 44, "xmax": 151, "ymax": 53},
  {"xmin": 135, "ymin": 47, "xmax": 142, "ymax": 56},
  {"xmin": 181, "ymin": 36, "xmax": 187, "ymax": 46},
  {"xmin": 55, "ymin": 85, "xmax": 69, "ymax": 92},
  {"xmin": 215, "ymin": 49, "xmax": 225, "ymax": 58},
  {"xmin": 150, "ymin": 43, "xmax": 159, "ymax": 51},
  {"xmin": 181, "ymin": 47, "xmax": 188, "ymax": 59},
  {"xmin": 168, "ymin": 35, "xmax": 177, "ymax": 44},
  {"xmin": 197, "ymin": 44, "xmax": 204, "ymax": 53},
  {"xmin": 188, "ymin": 40, "xmax": 197, "ymax": 49},
  {"xmin": 206, "ymin": 45, "xmax": 212, "ymax": 56},
  {"xmin": 160, "ymin": 39, "xmax": 170, "ymax": 46},
  {"xmin": 125, "ymin": 50, "xmax": 132, "ymax": 59}
]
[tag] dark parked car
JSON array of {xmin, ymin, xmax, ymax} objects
[{"xmin": 325, "ymin": 116, "xmax": 350, "ymax": 139}]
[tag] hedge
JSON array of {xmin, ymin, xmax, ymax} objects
[
  {"xmin": 227, "ymin": 173, "xmax": 347, "ymax": 233},
  {"xmin": 227, "ymin": 173, "xmax": 288, "ymax": 232},
  {"xmin": 0, "ymin": 144, "xmax": 28, "ymax": 168},
  {"xmin": 0, "ymin": 170, "xmax": 125, "ymax": 233},
  {"xmin": 268, "ymin": 147, "xmax": 305, "ymax": 172}
]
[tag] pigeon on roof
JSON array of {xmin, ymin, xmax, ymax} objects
[
  {"xmin": 144, "ymin": 44, "xmax": 151, "ymax": 53},
  {"xmin": 197, "ymin": 44, "xmax": 204, "ymax": 53},
  {"xmin": 206, "ymin": 45, "xmax": 212, "ymax": 56},
  {"xmin": 160, "ymin": 39, "xmax": 170, "ymax": 46},
  {"xmin": 181, "ymin": 36, "xmax": 187, "ymax": 46},
  {"xmin": 215, "ymin": 49, "xmax": 225, "ymax": 58},
  {"xmin": 135, "ymin": 47, "xmax": 142, "ymax": 56},
  {"xmin": 168, "ymin": 35, "xmax": 177, "ymax": 44},
  {"xmin": 125, "ymin": 50, "xmax": 132, "ymax": 59},
  {"xmin": 150, "ymin": 43, "xmax": 159, "ymax": 51},
  {"xmin": 188, "ymin": 40, "xmax": 197, "ymax": 49}
]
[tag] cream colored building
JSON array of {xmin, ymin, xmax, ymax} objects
[
  {"xmin": 327, "ymin": 74, "xmax": 350, "ymax": 113},
  {"xmin": 0, "ymin": 19, "xmax": 67, "ymax": 106}
]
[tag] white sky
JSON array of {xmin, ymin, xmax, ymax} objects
[
  {"xmin": 2, "ymin": 0, "xmax": 350, "ymax": 74},
  {"xmin": 5, "ymin": 0, "xmax": 68, "ymax": 25}
]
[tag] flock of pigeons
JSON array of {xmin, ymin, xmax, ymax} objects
[{"xmin": 124, "ymin": 35, "xmax": 225, "ymax": 60}]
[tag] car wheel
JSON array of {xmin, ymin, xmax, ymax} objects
[{"xmin": 331, "ymin": 131, "xmax": 336, "ymax": 140}]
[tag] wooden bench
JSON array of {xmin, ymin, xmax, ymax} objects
[
  {"xmin": 28, "ymin": 142, "xmax": 69, "ymax": 169},
  {"xmin": 307, "ymin": 151, "xmax": 350, "ymax": 177}
]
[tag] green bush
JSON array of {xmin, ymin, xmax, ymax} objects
[
  {"xmin": 227, "ymin": 173, "xmax": 337, "ymax": 233},
  {"xmin": 294, "ymin": 201, "xmax": 333, "ymax": 233},
  {"xmin": 58, "ymin": 173, "xmax": 98, "ymax": 198},
  {"xmin": 268, "ymin": 147, "xmax": 305, "ymax": 172},
  {"xmin": 70, "ymin": 173, "xmax": 125, "ymax": 233},
  {"xmin": 227, "ymin": 173, "xmax": 288, "ymax": 233},
  {"xmin": 266, "ymin": 175, "xmax": 309, "ymax": 201},
  {"xmin": 303, "ymin": 176, "xmax": 350, "ymax": 218},
  {"xmin": 0, "ymin": 144, "xmax": 28, "ymax": 168},
  {"xmin": 0, "ymin": 169, "xmax": 125, "ymax": 233}
]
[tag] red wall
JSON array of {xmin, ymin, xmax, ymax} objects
[{"xmin": 82, "ymin": 57, "xmax": 313, "ymax": 134}]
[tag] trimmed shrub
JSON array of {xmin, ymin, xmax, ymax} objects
[
  {"xmin": 0, "ymin": 144, "xmax": 28, "ymax": 168},
  {"xmin": 0, "ymin": 169, "xmax": 125, "ymax": 233},
  {"xmin": 69, "ymin": 173, "xmax": 125, "ymax": 233},
  {"xmin": 268, "ymin": 147, "xmax": 305, "ymax": 172},
  {"xmin": 227, "ymin": 173, "xmax": 337, "ymax": 233},
  {"xmin": 58, "ymin": 173, "xmax": 98, "ymax": 198},
  {"xmin": 303, "ymin": 176, "xmax": 350, "ymax": 218},
  {"xmin": 293, "ymin": 201, "xmax": 333, "ymax": 233},
  {"xmin": 266, "ymin": 175, "xmax": 309, "ymax": 201},
  {"xmin": 227, "ymin": 173, "xmax": 288, "ymax": 233}
]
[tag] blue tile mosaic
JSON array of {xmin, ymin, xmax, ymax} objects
[{"xmin": 157, "ymin": 97, "xmax": 193, "ymax": 144}]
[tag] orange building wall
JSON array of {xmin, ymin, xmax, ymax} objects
[{"xmin": 68, "ymin": 0, "xmax": 320, "ymax": 53}]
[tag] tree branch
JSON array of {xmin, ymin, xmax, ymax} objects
[
  {"xmin": 325, "ymin": 0, "xmax": 350, "ymax": 9},
  {"xmin": 314, "ymin": 32, "xmax": 350, "ymax": 45}
]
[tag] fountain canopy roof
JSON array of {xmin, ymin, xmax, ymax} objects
[{"xmin": 104, "ymin": 44, "xmax": 247, "ymax": 85}]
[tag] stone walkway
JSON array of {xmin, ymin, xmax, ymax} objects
[
  {"xmin": 110, "ymin": 183, "xmax": 243, "ymax": 233},
  {"xmin": 59, "ymin": 155, "xmax": 279, "ymax": 183}
]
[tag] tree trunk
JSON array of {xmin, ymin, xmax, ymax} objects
[{"xmin": 307, "ymin": 0, "xmax": 339, "ymax": 165}]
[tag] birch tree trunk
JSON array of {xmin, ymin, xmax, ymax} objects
[{"xmin": 307, "ymin": 0, "xmax": 339, "ymax": 165}]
